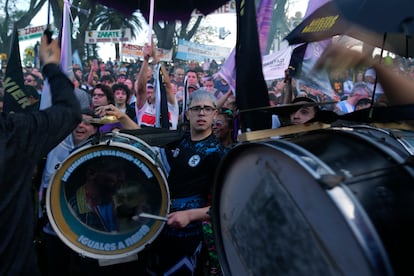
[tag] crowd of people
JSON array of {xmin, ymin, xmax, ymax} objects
[{"xmin": 2, "ymin": 27, "xmax": 414, "ymax": 275}]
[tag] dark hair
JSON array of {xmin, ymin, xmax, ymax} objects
[
  {"xmin": 186, "ymin": 69, "xmax": 197, "ymax": 75},
  {"xmin": 268, "ymin": 93, "xmax": 278, "ymax": 103},
  {"xmin": 219, "ymin": 107, "xmax": 233, "ymax": 118},
  {"xmin": 291, "ymin": 96, "xmax": 320, "ymax": 115},
  {"xmin": 93, "ymin": 83, "xmax": 114, "ymax": 104},
  {"xmin": 355, "ymin": 97, "xmax": 372, "ymax": 108},
  {"xmin": 100, "ymin": 74, "xmax": 115, "ymax": 83},
  {"xmin": 112, "ymin": 83, "xmax": 131, "ymax": 98},
  {"xmin": 292, "ymin": 96, "xmax": 316, "ymax": 104}
]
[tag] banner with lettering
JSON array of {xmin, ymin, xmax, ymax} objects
[
  {"xmin": 175, "ymin": 39, "xmax": 231, "ymax": 62},
  {"xmin": 18, "ymin": 25, "xmax": 48, "ymax": 41},
  {"xmin": 121, "ymin": 43, "xmax": 173, "ymax": 61},
  {"xmin": 85, "ymin": 29, "xmax": 132, "ymax": 44},
  {"xmin": 193, "ymin": 0, "xmax": 236, "ymax": 15},
  {"xmin": 262, "ymin": 47, "xmax": 292, "ymax": 80}
]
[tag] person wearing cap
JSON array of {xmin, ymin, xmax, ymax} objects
[
  {"xmin": 136, "ymin": 43, "xmax": 179, "ymax": 130},
  {"xmin": 364, "ymin": 67, "xmax": 384, "ymax": 102}
]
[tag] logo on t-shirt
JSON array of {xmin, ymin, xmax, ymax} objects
[
  {"xmin": 188, "ymin": 154, "xmax": 201, "ymax": 167},
  {"xmin": 172, "ymin": 148, "xmax": 180, "ymax": 158}
]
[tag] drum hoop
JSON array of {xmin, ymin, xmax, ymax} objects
[
  {"xmin": 272, "ymin": 138, "xmax": 393, "ymax": 274},
  {"xmin": 46, "ymin": 142, "xmax": 170, "ymax": 260},
  {"xmin": 329, "ymin": 126, "xmax": 410, "ymax": 164},
  {"xmin": 213, "ymin": 140, "xmax": 392, "ymax": 275}
]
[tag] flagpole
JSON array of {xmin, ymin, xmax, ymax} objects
[{"xmin": 148, "ymin": 0, "xmax": 154, "ymax": 44}]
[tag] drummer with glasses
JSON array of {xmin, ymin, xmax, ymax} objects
[{"xmin": 143, "ymin": 89, "xmax": 228, "ymax": 275}]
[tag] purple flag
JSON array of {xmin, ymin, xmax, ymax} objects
[
  {"xmin": 216, "ymin": 0, "xmax": 274, "ymax": 94},
  {"xmin": 257, "ymin": 0, "xmax": 274, "ymax": 54}
]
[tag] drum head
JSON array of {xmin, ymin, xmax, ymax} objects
[
  {"xmin": 212, "ymin": 141, "xmax": 390, "ymax": 275},
  {"xmin": 46, "ymin": 140, "xmax": 169, "ymax": 259}
]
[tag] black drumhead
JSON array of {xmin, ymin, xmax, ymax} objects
[{"xmin": 212, "ymin": 141, "xmax": 391, "ymax": 275}]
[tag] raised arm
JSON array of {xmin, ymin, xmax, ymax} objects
[
  {"xmin": 151, "ymin": 48, "xmax": 176, "ymax": 105},
  {"xmin": 217, "ymin": 89, "xmax": 233, "ymax": 109},
  {"xmin": 314, "ymin": 45, "xmax": 414, "ymax": 105},
  {"xmin": 136, "ymin": 44, "xmax": 151, "ymax": 110}
]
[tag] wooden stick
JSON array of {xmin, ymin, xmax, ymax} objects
[{"xmin": 237, "ymin": 122, "xmax": 331, "ymax": 142}]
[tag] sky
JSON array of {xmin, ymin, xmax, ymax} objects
[{"xmin": 20, "ymin": 0, "xmax": 310, "ymax": 63}]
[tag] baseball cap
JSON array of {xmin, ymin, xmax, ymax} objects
[{"xmin": 364, "ymin": 68, "xmax": 376, "ymax": 78}]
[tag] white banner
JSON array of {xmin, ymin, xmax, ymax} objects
[
  {"xmin": 193, "ymin": 0, "xmax": 236, "ymax": 15},
  {"xmin": 262, "ymin": 47, "xmax": 292, "ymax": 80},
  {"xmin": 175, "ymin": 39, "xmax": 231, "ymax": 62},
  {"xmin": 85, "ymin": 29, "xmax": 132, "ymax": 44},
  {"xmin": 121, "ymin": 43, "xmax": 173, "ymax": 61},
  {"xmin": 18, "ymin": 25, "xmax": 48, "ymax": 41}
]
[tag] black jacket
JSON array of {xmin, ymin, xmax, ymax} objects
[{"xmin": 0, "ymin": 63, "xmax": 81, "ymax": 275}]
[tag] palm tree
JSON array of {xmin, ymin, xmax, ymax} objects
[{"xmin": 93, "ymin": 6, "xmax": 143, "ymax": 60}]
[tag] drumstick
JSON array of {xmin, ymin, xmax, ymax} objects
[{"xmin": 132, "ymin": 212, "xmax": 168, "ymax": 222}]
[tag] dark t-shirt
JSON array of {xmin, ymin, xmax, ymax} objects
[{"xmin": 166, "ymin": 133, "xmax": 227, "ymax": 199}]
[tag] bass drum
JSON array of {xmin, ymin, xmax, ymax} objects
[
  {"xmin": 46, "ymin": 132, "xmax": 170, "ymax": 260},
  {"xmin": 213, "ymin": 125, "xmax": 414, "ymax": 275}
]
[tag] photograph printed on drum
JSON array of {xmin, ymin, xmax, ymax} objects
[{"xmin": 65, "ymin": 156, "xmax": 162, "ymax": 233}]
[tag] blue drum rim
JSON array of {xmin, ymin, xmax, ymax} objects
[{"xmin": 46, "ymin": 141, "xmax": 169, "ymax": 260}]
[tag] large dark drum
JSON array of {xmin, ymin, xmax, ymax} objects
[{"xmin": 213, "ymin": 126, "xmax": 414, "ymax": 275}]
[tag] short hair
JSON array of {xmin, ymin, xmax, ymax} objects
[
  {"xmin": 188, "ymin": 89, "xmax": 217, "ymax": 109},
  {"xmin": 351, "ymin": 82, "xmax": 371, "ymax": 97},
  {"xmin": 100, "ymin": 74, "xmax": 114, "ymax": 83}
]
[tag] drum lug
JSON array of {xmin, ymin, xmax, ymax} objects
[{"xmin": 319, "ymin": 174, "xmax": 344, "ymax": 189}]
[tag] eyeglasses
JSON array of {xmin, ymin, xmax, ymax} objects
[
  {"xmin": 93, "ymin": 93, "xmax": 106, "ymax": 97},
  {"xmin": 188, "ymin": 105, "xmax": 216, "ymax": 114}
]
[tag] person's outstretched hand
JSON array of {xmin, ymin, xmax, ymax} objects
[
  {"xmin": 39, "ymin": 34, "xmax": 60, "ymax": 65},
  {"xmin": 313, "ymin": 44, "xmax": 374, "ymax": 72}
]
